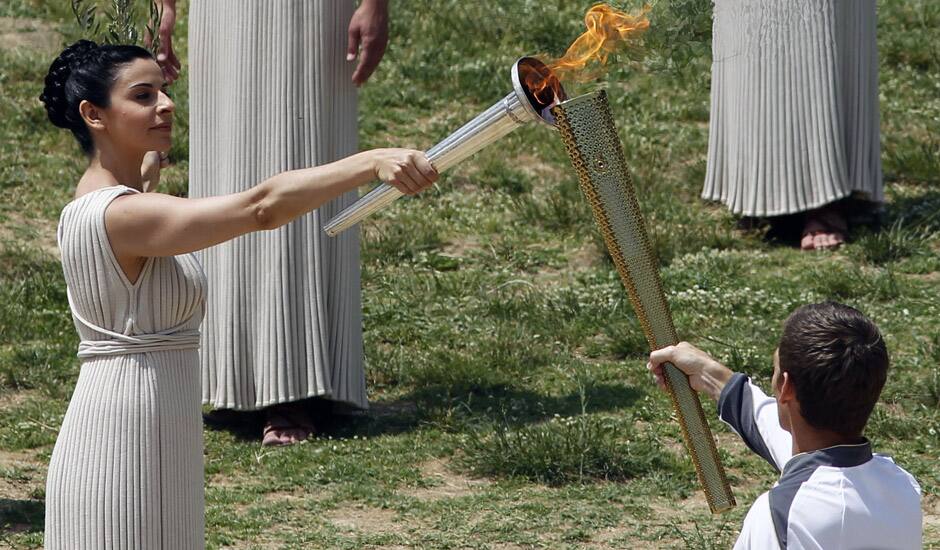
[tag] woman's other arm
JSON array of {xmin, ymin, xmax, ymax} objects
[{"xmin": 153, "ymin": 0, "xmax": 180, "ymax": 84}]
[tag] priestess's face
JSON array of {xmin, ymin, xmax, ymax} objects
[{"xmin": 100, "ymin": 58, "xmax": 174, "ymax": 154}]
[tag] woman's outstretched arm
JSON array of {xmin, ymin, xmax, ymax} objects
[{"xmin": 105, "ymin": 148, "xmax": 436, "ymax": 264}]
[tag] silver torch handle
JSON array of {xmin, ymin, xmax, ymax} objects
[{"xmin": 323, "ymin": 93, "xmax": 538, "ymax": 237}]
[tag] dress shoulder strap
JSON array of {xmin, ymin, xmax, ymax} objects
[{"xmin": 58, "ymin": 185, "xmax": 143, "ymax": 288}]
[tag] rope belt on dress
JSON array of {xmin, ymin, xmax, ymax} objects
[{"xmin": 67, "ymin": 288, "xmax": 201, "ymax": 359}]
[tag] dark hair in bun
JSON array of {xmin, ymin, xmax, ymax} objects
[{"xmin": 40, "ymin": 40, "xmax": 152, "ymax": 155}]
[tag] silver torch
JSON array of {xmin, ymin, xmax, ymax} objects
[{"xmin": 323, "ymin": 57, "xmax": 567, "ymax": 237}]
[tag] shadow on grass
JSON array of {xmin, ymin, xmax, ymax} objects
[
  {"xmin": 204, "ymin": 382, "xmax": 642, "ymax": 443},
  {"xmin": 0, "ymin": 498, "xmax": 43, "ymax": 535},
  {"xmin": 202, "ymin": 408, "xmax": 266, "ymax": 442},
  {"xmin": 743, "ymin": 188, "xmax": 940, "ymax": 251},
  {"xmin": 409, "ymin": 381, "xmax": 642, "ymax": 422},
  {"xmin": 202, "ymin": 396, "xmax": 425, "ymax": 443},
  {"xmin": 734, "ymin": 196, "xmax": 884, "ymax": 249},
  {"xmin": 341, "ymin": 381, "xmax": 643, "ymax": 439},
  {"xmin": 884, "ymin": 187, "xmax": 940, "ymax": 229},
  {"xmin": 203, "ymin": 384, "xmax": 644, "ymax": 441}
]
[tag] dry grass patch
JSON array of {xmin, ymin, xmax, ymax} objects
[
  {"xmin": 0, "ymin": 390, "xmax": 39, "ymax": 411},
  {"xmin": 591, "ymin": 524, "xmax": 669, "ymax": 550},
  {"xmin": 513, "ymin": 153, "xmax": 569, "ymax": 184},
  {"xmin": 441, "ymin": 235, "xmax": 481, "ymax": 259},
  {"xmin": 324, "ymin": 505, "xmax": 404, "ymax": 536},
  {"xmin": 640, "ymin": 496, "xmax": 738, "ymax": 547},
  {"xmin": 0, "ymin": 472, "xmax": 38, "ymax": 501},
  {"xmin": 400, "ymin": 458, "xmax": 490, "ymax": 501},
  {"xmin": 0, "ymin": 212, "xmax": 59, "ymax": 259},
  {"xmin": 533, "ymin": 240, "xmax": 602, "ymax": 287},
  {"xmin": 0, "ymin": 17, "xmax": 60, "ymax": 53},
  {"xmin": 910, "ymin": 271, "xmax": 940, "ymax": 282},
  {"xmin": 924, "ymin": 495, "xmax": 940, "ymax": 541},
  {"xmin": 1, "ymin": 443, "xmax": 44, "ymax": 541}
]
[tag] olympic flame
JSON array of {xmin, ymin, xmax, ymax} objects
[{"xmin": 527, "ymin": 3, "xmax": 651, "ymax": 98}]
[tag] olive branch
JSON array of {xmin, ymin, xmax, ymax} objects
[
  {"xmin": 71, "ymin": 0, "xmax": 164, "ymax": 55},
  {"xmin": 643, "ymin": 0, "xmax": 713, "ymax": 70}
]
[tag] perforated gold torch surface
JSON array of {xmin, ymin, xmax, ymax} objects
[{"xmin": 551, "ymin": 90, "xmax": 735, "ymax": 513}]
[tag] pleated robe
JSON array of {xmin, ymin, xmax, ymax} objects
[
  {"xmin": 703, "ymin": 0, "xmax": 882, "ymax": 217},
  {"xmin": 46, "ymin": 186, "xmax": 207, "ymax": 549},
  {"xmin": 188, "ymin": 0, "xmax": 368, "ymax": 411}
]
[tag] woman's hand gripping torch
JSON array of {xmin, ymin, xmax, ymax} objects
[{"xmin": 323, "ymin": 57, "xmax": 566, "ymax": 237}]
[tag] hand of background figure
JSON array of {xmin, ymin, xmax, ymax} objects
[
  {"xmin": 153, "ymin": 0, "xmax": 181, "ymax": 84},
  {"xmin": 371, "ymin": 149, "xmax": 437, "ymax": 195},
  {"xmin": 347, "ymin": 0, "xmax": 389, "ymax": 86},
  {"xmin": 141, "ymin": 151, "xmax": 170, "ymax": 193},
  {"xmin": 647, "ymin": 342, "xmax": 734, "ymax": 401}
]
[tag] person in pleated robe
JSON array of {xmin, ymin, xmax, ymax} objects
[
  {"xmin": 41, "ymin": 39, "xmax": 433, "ymax": 547},
  {"xmin": 156, "ymin": 0, "xmax": 390, "ymax": 445},
  {"xmin": 703, "ymin": 0, "xmax": 882, "ymax": 250}
]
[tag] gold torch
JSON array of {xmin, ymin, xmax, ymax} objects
[{"xmin": 551, "ymin": 90, "xmax": 735, "ymax": 513}]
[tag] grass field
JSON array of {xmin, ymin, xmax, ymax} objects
[{"xmin": 1, "ymin": 0, "xmax": 938, "ymax": 548}]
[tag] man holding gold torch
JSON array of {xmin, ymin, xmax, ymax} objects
[{"xmin": 649, "ymin": 302, "xmax": 922, "ymax": 549}]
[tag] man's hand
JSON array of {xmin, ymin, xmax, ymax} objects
[
  {"xmin": 347, "ymin": 0, "xmax": 389, "ymax": 86},
  {"xmin": 152, "ymin": 0, "xmax": 180, "ymax": 84},
  {"xmin": 648, "ymin": 342, "xmax": 734, "ymax": 401}
]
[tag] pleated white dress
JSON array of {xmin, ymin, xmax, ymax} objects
[
  {"xmin": 703, "ymin": 0, "xmax": 883, "ymax": 217},
  {"xmin": 46, "ymin": 186, "xmax": 207, "ymax": 549},
  {"xmin": 188, "ymin": 0, "xmax": 367, "ymax": 411}
]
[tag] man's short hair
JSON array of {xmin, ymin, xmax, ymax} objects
[{"xmin": 778, "ymin": 301, "xmax": 888, "ymax": 437}]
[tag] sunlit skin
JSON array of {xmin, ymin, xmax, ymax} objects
[
  {"xmin": 648, "ymin": 342, "xmax": 862, "ymax": 457},
  {"xmin": 71, "ymin": 57, "xmax": 437, "ymax": 291},
  {"xmin": 76, "ymin": 58, "xmax": 174, "ymax": 195}
]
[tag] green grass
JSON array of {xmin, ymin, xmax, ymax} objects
[{"xmin": 1, "ymin": 0, "xmax": 938, "ymax": 548}]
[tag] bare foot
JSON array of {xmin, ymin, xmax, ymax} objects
[
  {"xmin": 261, "ymin": 404, "xmax": 314, "ymax": 446},
  {"xmin": 801, "ymin": 208, "xmax": 847, "ymax": 251}
]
